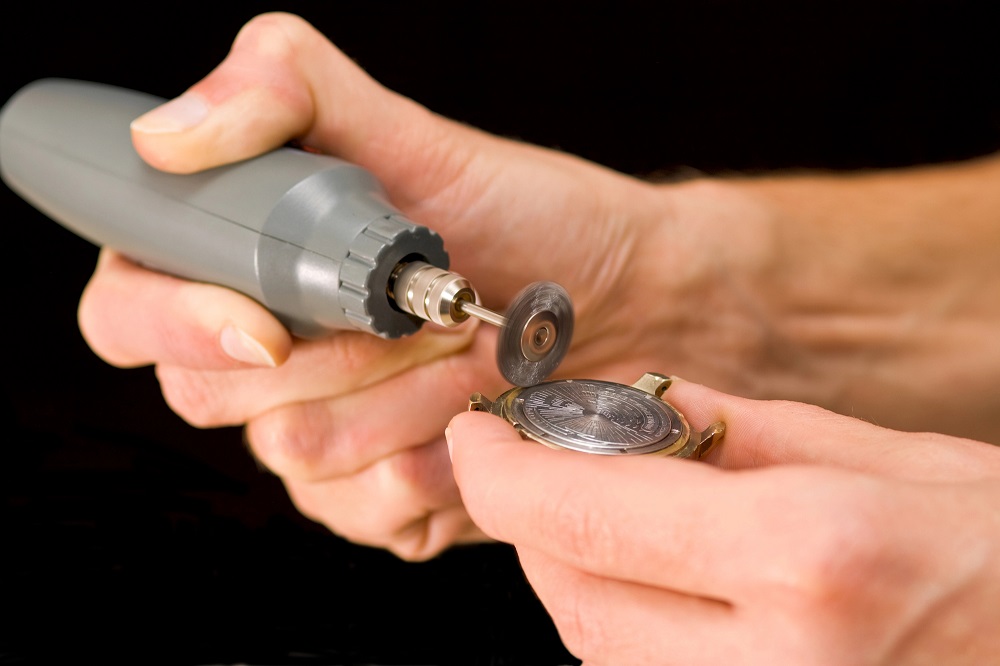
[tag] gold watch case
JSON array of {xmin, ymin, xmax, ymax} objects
[{"xmin": 469, "ymin": 372, "xmax": 725, "ymax": 458}]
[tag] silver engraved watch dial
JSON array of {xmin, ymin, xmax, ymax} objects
[{"xmin": 508, "ymin": 379, "xmax": 687, "ymax": 455}]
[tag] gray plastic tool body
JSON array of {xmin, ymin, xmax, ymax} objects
[{"xmin": 0, "ymin": 79, "xmax": 448, "ymax": 338}]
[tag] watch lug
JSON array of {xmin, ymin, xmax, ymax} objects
[
  {"xmin": 694, "ymin": 421, "xmax": 726, "ymax": 459},
  {"xmin": 468, "ymin": 392, "xmax": 494, "ymax": 413},
  {"xmin": 632, "ymin": 372, "xmax": 672, "ymax": 397}
]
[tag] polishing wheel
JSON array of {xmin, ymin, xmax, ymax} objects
[
  {"xmin": 495, "ymin": 281, "xmax": 574, "ymax": 386},
  {"xmin": 390, "ymin": 262, "xmax": 573, "ymax": 387}
]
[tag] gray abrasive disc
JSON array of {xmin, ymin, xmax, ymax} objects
[{"xmin": 497, "ymin": 281, "xmax": 574, "ymax": 386}]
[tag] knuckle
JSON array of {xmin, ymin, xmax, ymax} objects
[
  {"xmin": 248, "ymin": 404, "xmax": 384, "ymax": 481},
  {"xmin": 777, "ymin": 493, "xmax": 888, "ymax": 611},
  {"xmin": 378, "ymin": 443, "xmax": 457, "ymax": 506},
  {"xmin": 381, "ymin": 446, "xmax": 431, "ymax": 495},
  {"xmin": 284, "ymin": 465, "xmax": 459, "ymax": 562},
  {"xmin": 155, "ymin": 366, "xmax": 233, "ymax": 427},
  {"xmin": 246, "ymin": 408, "xmax": 332, "ymax": 480},
  {"xmin": 764, "ymin": 399, "xmax": 836, "ymax": 425},
  {"xmin": 539, "ymin": 484, "xmax": 615, "ymax": 567},
  {"xmin": 390, "ymin": 510, "xmax": 471, "ymax": 562},
  {"xmin": 749, "ymin": 504, "xmax": 893, "ymax": 662},
  {"xmin": 321, "ymin": 416, "xmax": 381, "ymax": 476},
  {"xmin": 291, "ymin": 494, "xmax": 420, "ymax": 559},
  {"xmin": 77, "ymin": 284, "xmax": 142, "ymax": 369},
  {"xmin": 386, "ymin": 520, "xmax": 435, "ymax": 563},
  {"xmin": 388, "ymin": 544, "xmax": 426, "ymax": 563},
  {"xmin": 235, "ymin": 12, "xmax": 316, "ymax": 63},
  {"xmin": 317, "ymin": 334, "xmax": 398, "ymax": 384},
  {"xmin": 542, "ymin": 583, "xmax": 607, "ymax": 660},
  {"xmin": 283, "ymin": 480, "xmax": 365, "ymax": 541},
  {"xmin": 282, "ymin": 482, "xmax": 325, "ymax": 525}
]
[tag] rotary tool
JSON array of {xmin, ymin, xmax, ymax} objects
[{"xmin": 0, "ymin": 79, "xmax": 573, "ymax": 386}]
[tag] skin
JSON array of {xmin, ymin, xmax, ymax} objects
[
  {"xmin": 449, "ymin": 380, "xmax": 1000, "ymax": 665},
  {"xmin": 75, "ymin": 12, "xmax": 1000, "ymax": 661}
]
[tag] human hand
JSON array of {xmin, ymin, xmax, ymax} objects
[
  {"xmin": 76, "ymin": 10, "xmax": 1000, "ymax": 561},
  {"xmin": 78, "ymin": 12, "xmax": 705, "ymax": 559},
  {"xmin": 448, "ymin": 378, "xmax": 1000, "ymax": 664}
]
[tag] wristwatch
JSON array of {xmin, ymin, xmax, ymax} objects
[{"xmin": 468, "ymin": 372, "xmax": 725, "ymax": 458}]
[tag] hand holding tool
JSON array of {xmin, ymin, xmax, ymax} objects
[{"xmin": 0, "ymin": 79, "xmax": 573, "ymax": 385}]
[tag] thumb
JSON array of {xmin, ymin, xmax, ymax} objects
[
  {"xmin": 129, "ymin": 11, "xmax": 481, "ymax": 203},
  {"xmin": 130, "ymin": 12, "xmax": 317, "ymax": 173},
  {"xmin": 447, "ymin": 410, "xmax": 545, "ymax": 541}
]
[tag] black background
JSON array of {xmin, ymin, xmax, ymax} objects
[{"xmin": 2, "ymin": 2, "xmax": 999, "ymax": 665}]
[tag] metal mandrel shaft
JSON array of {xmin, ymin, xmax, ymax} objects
[
  {"xmin": 458, "ymin": 301, "xmax": 507, "ymax": 328},
  {"xmin": 391, "ymin": 260, "xmax": 573, "ymax": 386}
]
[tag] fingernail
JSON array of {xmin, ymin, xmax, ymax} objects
[
  {"xmin": 130, "ymin": 92, "xmax": 209, "ymax": 134},
  {"xmin": 220, "ymin": 325, "xmax": 277, "ymax": 367},
  {"xmin": 445, "ymin": 427, "xmax": 454, "ymax": 460}
]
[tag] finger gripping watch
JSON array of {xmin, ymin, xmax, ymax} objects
[{"xmin": 469, "ymin": 373, "xmax": 725, "ymax": 458}]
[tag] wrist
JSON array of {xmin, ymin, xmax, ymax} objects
[
  {"xmin": 602, "ymin": 177, "xmax": 782, "ymax": 393},
  {"xmin": 653, "ymin": 161, "xmax": 1000, "ymax": 442}
]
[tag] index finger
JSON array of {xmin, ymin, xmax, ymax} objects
[
  {"xmin": 78, "ymin": 249, "xmax": 292, "ymax": 370},
  {"xmin": 128, "ymin": 11, "xmax": 481, "ymax": 200},
  {"xmin": 663, "ymin": 377, "xmax": 1000, "ymax": 482}
]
